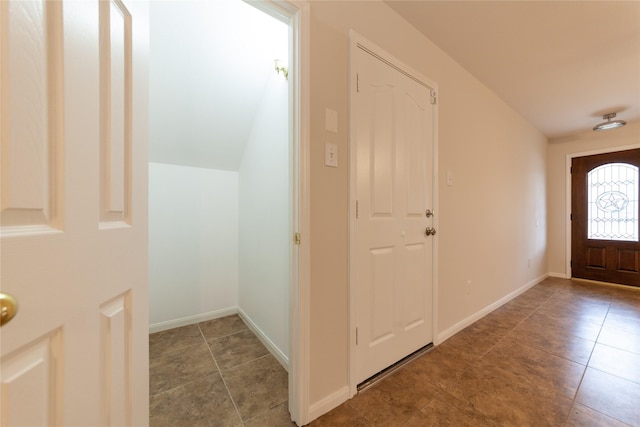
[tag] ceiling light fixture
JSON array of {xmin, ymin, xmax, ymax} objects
[{"xmin": 593, "ymin": 113, "xmax": 626, "ymax": 131}]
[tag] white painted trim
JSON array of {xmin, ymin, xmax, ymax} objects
[
  {"xmin": 148, "ymin": 306, "xmax": 238, "ymax": 334},
  {"xmin": 239, "ymin": 2, "xmax": 310, "ymax": 424},
  {"xmin": 285, "ymin": 1, "xmax": 311, "ymax": 425},
  {"xmin": 307, "ymin": 386, "xmax": 350, "ymax": 424},
  {"xmin": 437, "ymin": 274, "xmax": 548, "ymax": 343},
  {"xmin": 238, "ymin": 308, "xmax": 289, "ymax": 371},
  {"xmin": 347, "ymin": 30, "xmax": 440, "ymax": 397},
  {"xmin": 564, "ymin": 143, "xmax": 640, "ymax": 279}
]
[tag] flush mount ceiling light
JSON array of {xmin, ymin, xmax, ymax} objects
[{"xmin": 593, "ymin": 113, "xmax": 627, "ymax": 131}]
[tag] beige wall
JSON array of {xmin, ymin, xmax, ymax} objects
[
  {"xmin": 308, "ymin": 0, "xmax": 548, "ymax": 410},
  {"xmin": 547, "ymin": 120, "xmax": 640, "ymax": 277}
]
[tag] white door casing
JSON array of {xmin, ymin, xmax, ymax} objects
[
  {"xmin": 350, "ymin": 35, "xmax": 437, "ymax": 386},
  {"xmin": 1, "ymin": 0, "xmax": 149, "ymax": 425}
]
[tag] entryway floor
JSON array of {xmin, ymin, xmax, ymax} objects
[
  {"xmin": 149, "ymin": 315, "xmax": 294, "ymax": 426},
  {"xmin": 150, "ymin": 277, "xmax": 640, "ymax": 426},
  {"xmin": 310, "ymin": 277, "xmax": 640, "ymax": 426}
]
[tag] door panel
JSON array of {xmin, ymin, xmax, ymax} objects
[
  {"xmin": 1, "ymin": 0, "xmax": 63, "ymax": 230},
  {"xmin": 572, "ymin": 149, "xmax": 640, "ymax": 286},
  {"xmin": 100, "ymin": 0, "xmax": 131, "ymax": 225},
  {"xmin": 1, "ymin": 0, "xmax": 148, "ymax": 424},
  {"xmin": 354, "ymin": 46, "xmax": 434, "ymax": 383}
]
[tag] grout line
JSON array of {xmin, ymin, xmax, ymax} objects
[
  {"xmin": 561, "ymin": 289, "xmax": 612, "ymax": 426},
  {"xmin": 196, "ymin": 323, "xmax": 247, "ymax": 427}
]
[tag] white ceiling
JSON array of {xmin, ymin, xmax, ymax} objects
[
  {"xmin": 149, "ymin": 0, "xmax": 288, "ymax": 171},
  {"xmin": 384, "ymin": 0, "xmax": 640, "ymax": 139}
]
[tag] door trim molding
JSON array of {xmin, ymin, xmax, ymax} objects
[
  {"xmin": 347, "ymin": 31, "xmax": 439, "ymax": 397},
  {"xmin": 564, "ymin": 143, "xmax": 640, "ymax": 279},
  {"xmin": 247, "ymin": 1, "xmax": 311, "ymax": 424}
]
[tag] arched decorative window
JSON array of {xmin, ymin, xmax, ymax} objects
[{"xmin": 587, "ymin": 163, "xmax": 639, "ymax": 241}]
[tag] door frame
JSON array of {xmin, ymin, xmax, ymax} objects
[
  {"xmin": 241, "ymin": 1, "xmax": 310, "ymax": 424},
  {"xmin": 347, "ymin": 31, "xmax": 439, "ymax": 397},
  {"xmin": 564, "ymin": 143, "xmax": 640, "ymax": 280}
]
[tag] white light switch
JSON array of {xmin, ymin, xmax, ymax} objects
[
  {"xmin": 325, "ymin": 108, "xmax": 338, "ymax": 133},
  {"xmin": 325, "ymin": 143, "xmax": 338, "ymax": 167}
]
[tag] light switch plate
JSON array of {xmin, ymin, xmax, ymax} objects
[
  {"xmin": 325, "ymin": 143, "xmax": 338, "ymax": 167},
  {"xmin": 325, "ymin": 108, "xmax": 338, "ymax": 133}
]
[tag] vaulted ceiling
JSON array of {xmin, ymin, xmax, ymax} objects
[{"xmin": 384, "ymin": 0, "xmax": 640, "ymax": 139}]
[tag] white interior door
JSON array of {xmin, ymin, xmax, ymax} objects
[
  {"xmin": 353, "ymin": 45, "xmax": 435, "ymax": 384},
  {"xmin": 1, "ymin": 1, "xmax": 149, "ymax": 425}
]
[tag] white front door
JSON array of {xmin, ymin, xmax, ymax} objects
[
  {"xmin": 353, "ymin": 43, "xmax": 435, "ymax": 384},
  {"xmin": 1, "ymin": 1, "xmax": 149, "ymax": 425}
]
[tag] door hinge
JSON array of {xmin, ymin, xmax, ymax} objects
[
  {"xmin": 356, "ymin": 327, "xmax": 358, "ymax": 345},
  {"xmin": 356, "ymin": 73, "xmax": 360, "ymax": 93},
  {"xmin": 356, "ymin": 200, "xmax": 359, "ymax": 219},
  {"xmin": 570, "ymin": 260, "xmax": 573, "ymax": 268},
  {"xmin": 570, "ymin": 213, "xmax": 572, "ymax": 221},
  {"xmin": 430, "ymin": 90, "xmax": 437, "ymax": 105},
  {"xmin": 294, "ymin": 232, "xmax": 301, "ymax": 246}
]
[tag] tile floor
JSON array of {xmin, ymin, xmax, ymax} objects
[
  {"xmin": 150, "ymin": 278, "xmax": 640, "ymax": 426},
  {"xmin": 310, "ymin": 278, "xmax": 640, "ymax": 427},
  {"xmin": 149, "ymin": 315, "xmax": 295, "ymax": 426}
]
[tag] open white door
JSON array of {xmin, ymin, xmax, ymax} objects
[
  {"xmin": 1, "ymin": 0, "xmax": 149, "ymax": 425},
  {"xmin": 352, "ymin": 39, "xmax": 436, "ymax": 385}
]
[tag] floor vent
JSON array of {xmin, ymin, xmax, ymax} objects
[{"xmin": 357, "ymin": 343, "xmax": 435, "ymax": 393}]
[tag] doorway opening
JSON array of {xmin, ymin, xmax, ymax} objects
[
  {"xmin": 147, "ymin": 0, "xmax": 309, "ymax": 423},
  {"xmin": 571, "ymin": 148, "xmax": 640, "ymax": 287}
]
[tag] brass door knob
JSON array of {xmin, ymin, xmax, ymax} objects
[{"xmin": 0, "ymin": 293, "xmax": 18, "ymax": 327}]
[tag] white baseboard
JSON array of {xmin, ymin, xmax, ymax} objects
[
  {"xmin": 548, "ymin": 272, "xmax": 570, "ymax": 279},
  {"xmin": 307, "ymin": 386, "xmax": 350, "ymax": 424},
  {"xmin": 238, "ymin": 308, "xmax": 289, "ymax": 372},
  {"xmin": 437, "ymin": 273, "xmax": 549, "ymax": 344},
  {"xmin": 149, "ymin": 306, "xmax": 238, "ymax": 334}
]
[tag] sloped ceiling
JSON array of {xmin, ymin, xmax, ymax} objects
[
  {"xmin": 384, "ymin": 0, "xmax": 640, "ymax": 139},
  {"xmin": 149, "ymin": 0, "xmax": 287, "ymax": 171}
]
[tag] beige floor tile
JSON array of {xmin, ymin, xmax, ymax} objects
[
  {"xmin": 482, "ymin": 336, "xmax": 586, "ymax": 398},
  {"xmin": 222, "ymin": 355, "xmax": 288, "ymax": 422},
  {"xmin": 149, "ymin": 342, "xmax": 218, "ymax": 396},
  {"xmin": 149, "ymin": 324, "xmax": 203, "ymax": 359},
  {"xmin": 576, "ymin": 367, "xmax": 640, "ymax": 426},
  {"xmin": 510, "ymin": 318, "xmax": 596, "ymax": 365},
  {"xmin": 446, "ymin": 365, "xmax": 573, "ymax": 426},
  {"xmin": 150, "ymin": 374, "xmax": 241, "ymax": 427},
  {"xmin": 597, "ymin": 323, "xmax": 640, "ymax": 355},
  {"xmin": 566, "ymin": 403, "xmax": 631, "ymax": 427},
  {"xmin": 208, "ymin": 329, "xmax": 269, "ymax": 370},
  {"xmin": 244, "ymin": 402, "xmax": 296, "ymax": 427},
  {"xmin": 523, "ymin": 310, "xmax": 603, "ymax": 341},
  {"xmin": 306, "ymin": 404, "xmax": 369, "ymax": 426},
  {"xmin": 407, "ymin": 344, "xmax": 476, "ymax": 391},
  {"xmin": 198, "ymin": 315, "xmax": 249, "ymax": 341},
  {"xmin": 588, "ymin": 343, "xmax": 640, "ymax": 384},
  {"xmin": 404, "ymin": 392, "xmax": 496, "ymax": 427},
  {"xmin": 341, "ymin": 363, "xmax": 440, "ymax": 426}
]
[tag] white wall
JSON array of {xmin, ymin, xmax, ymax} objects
[
  {"xmin": 305, "ymin": 1, "xmax": 548, "ymax": 412},
  {"xmin": 238, "ymin": 70, "xmax": 290, "ymax": 364},
  {"xmin": 148, "ymin": 163, "xmax": 239, "ymax": 330},
  {"xmin": 547, "ymin": 120, "xmax": 640, "ymax": 277}
]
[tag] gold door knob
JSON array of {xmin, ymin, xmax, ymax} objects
[{"xmin": 0, "ymin": 293, "xmax": 18, "ymax": 327}]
